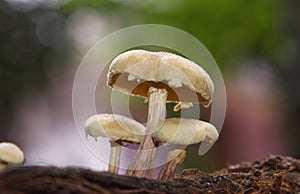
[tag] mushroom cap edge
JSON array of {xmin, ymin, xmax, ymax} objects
[{"xmin": 107, "ymin": 50, "xmax": 214, "ymax": 107}]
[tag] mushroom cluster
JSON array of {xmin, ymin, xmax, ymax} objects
[
  {"xmin": 84, "ymin": 49, "xmax": 219, "ymax": 179},
  {"xmin": 0, "ymin": 142, "xmax": 25, "ymax": 171}
]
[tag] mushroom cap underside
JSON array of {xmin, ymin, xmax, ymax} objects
[
  {"xmin": 0, "ymin": 142, "xmax": 25, "ymax": 164},
  {"xmin": 84, "ymin": 114, "xmax": 146, "ymax": 143},
  {"xmin": 153, "ymin": 118, "xmax": 219, "ymax": 145},
  {"xmin": 107, "ymin": 50, "xmax": 214, "ymax": 107}
]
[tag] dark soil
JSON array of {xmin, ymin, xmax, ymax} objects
[{"xmin": 0, "ymin": 155, "xmax": 299, "ymax": 193}]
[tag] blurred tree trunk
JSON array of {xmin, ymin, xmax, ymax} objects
[{"xmin": 283, "ymin": 0, "xmax": 300, "ymax": 158}]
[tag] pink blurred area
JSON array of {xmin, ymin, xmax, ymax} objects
[{"xmin": 218, "ymin": 62, "xmax": 292, "ymax": 164}]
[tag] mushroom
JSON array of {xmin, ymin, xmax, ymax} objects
[
  {"xmin": 84, "ymin": 114, "xmax": 145, "ymax": 173},
  {"xmin": 153, "ymin": 118, "xmax": 219, "ymax": 180},
  {"xmin": 0, "ymin": 142, "xmax": 25, "ymax": 171},
  {"xmin": 107, "ymin": 49, "xmax": 214, "ymax": 178}
]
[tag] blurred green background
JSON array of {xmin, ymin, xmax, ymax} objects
[{"xmin": 0, "ymin": 0, "xmax": 299, "ymax": 172}]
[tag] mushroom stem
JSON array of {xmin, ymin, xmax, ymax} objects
[
  {"xmin": 158, "ymin": 146, "xmax": 187, "ymax": 180},
  {"xmin": 0, "ymin": 162, "xmax": 6, "ymax": 171},
  {"xmin": 126, "ymin": 87, "xmax": 167, "ymax": 178},
  {"xmin": 108, "ymin": 140, "xmax": 121, "ymax": 174}
]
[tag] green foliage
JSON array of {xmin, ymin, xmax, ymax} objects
[{"xmin": 60, "ymin": 0, "xmax": 290, "ymax": 70}]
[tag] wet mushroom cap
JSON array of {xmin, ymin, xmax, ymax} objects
[
  {"xmin": 153, "ymin": 118, "xmax": 218, "ymax": 145},
  {"xmin": 84, "ymin": 114, "xmax": 145, "ymax": 143},
  {"xmin": 0, "ymin": 142, "xmax": 25, "ymax": 164},
  {"xmin": 107, "ymin": 49, "xmax": 214, "ymax": 107}
]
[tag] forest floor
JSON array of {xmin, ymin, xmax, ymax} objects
[{"xmin": 0, "ymin": 155, "xmax": 299, "ymax": 193}]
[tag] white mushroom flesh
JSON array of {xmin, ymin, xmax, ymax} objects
[{"xmin": 173, "ymin": 102, "xmax": 193, "ymax": 112}]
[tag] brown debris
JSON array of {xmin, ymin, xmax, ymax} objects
[{"xmin": 177, "ymin": 155, "xmax": 300, "ymax": 193}]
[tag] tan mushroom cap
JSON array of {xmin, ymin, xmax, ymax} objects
[
  {"xmin": 107, "ymin": 50, "xmax": 214, "ymax": 107},
  {"xmin": 0, "ymin": 142, "xmax": 25, "ymax": 164},
  {"xmin": 84, "ymin": 114, "xmax": 146, "ymax": 143},
  {"xmin": 153, "ymin": 118, "xmax": 218, "ymax": 145}
]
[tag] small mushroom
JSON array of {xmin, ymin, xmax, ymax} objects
[
  {"xmin": 107, "ymin": 49, "xmax": 214, "ymax": 178},
  {"xmin": 153, "ymin": 118, "xmax": 218, "ymax": 180},
  {"xmin": 84, "ymin": 114, "xmax": 145, "ymax": 173},
  {"xmin": 0, "ymin": 142, "xmax": 25, "ymax": 171}
]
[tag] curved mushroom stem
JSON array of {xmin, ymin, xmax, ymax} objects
[
  {"xmin": 158, "ymin": 145, "xmax": 187, "ymax": 180},
  {"xmin": 108, "ymin": 140, "xmax": 122, "ymax": 174},
  {"xmin": 126, "ymin": 87, "xmax": 167, "ymax": 178},
  {"xmin": 0, "ymin": 162, "xmax": 6, "ymax": 171}
]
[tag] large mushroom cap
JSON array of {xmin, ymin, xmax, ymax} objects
[
  {"xmin": 0, "ymin": 142, "xmax": 25, "ymax": 164},
  {"xmin": 107, "ymin": 50, "xmax": 214, "ymax": 107},
  {"xmin": 153, "ymin": 118, "xmax": 218, "ymax": 145},
  {"xmin": 84, "ymin": 114, "xmax": 145, "ymax": 143}
]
